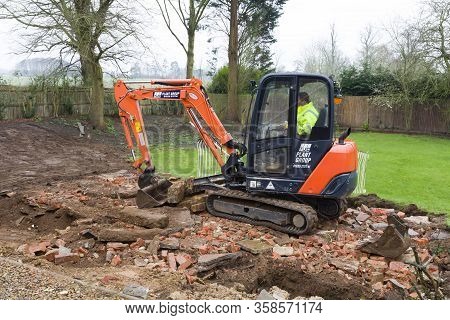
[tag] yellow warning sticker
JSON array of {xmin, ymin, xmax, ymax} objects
[{"xmin": 134, "ymin": 121, "xmax": 142, "ymax": 132}]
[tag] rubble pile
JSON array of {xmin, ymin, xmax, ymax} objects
[{"xmin": 1, "ymin": 171, "xmax": 448, "ymax": 300}]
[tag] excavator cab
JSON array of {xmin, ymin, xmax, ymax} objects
[{"xmin": 244, "ymin": 73, "xmax": 357, "ymax": 219}]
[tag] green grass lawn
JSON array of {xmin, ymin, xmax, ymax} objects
[
  {"xmin": 149, "ymin": 132, "xmax": 450, "ymax": 215},
  {"xmin": 351, "ymin": 132, "xmax": 450, "ymax": 215}
]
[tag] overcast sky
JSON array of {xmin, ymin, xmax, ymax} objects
[{"xmin": 0, "ymin": 0, "xmax": 422, "ymax": 73}]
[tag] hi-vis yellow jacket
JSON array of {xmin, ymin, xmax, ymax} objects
[{"xmin": 297, "ymin": 102, "xmax": 319, "ymax": 136}]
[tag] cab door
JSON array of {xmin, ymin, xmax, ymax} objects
[
  {"xmin": 246, "ymin": 74, "xmax": 334, "ymax": 194},
  {"xmin": 246, "ymin": 75, "xmax": 297, "ymax": 192}
]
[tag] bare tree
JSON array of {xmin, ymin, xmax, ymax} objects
[
  {"xmin": 418, "ymin": 0, "xmax": 450, "ymax": 72},
  {"xmin": 0, "ymin": 0, "xmax": 147, "ymax": 129},
  {"xmin": 359, "ymin": 25, "xmax": 379, "ymax": 68},
  {"xmin": 295, "ymin": 24, "xmax": 347, "ymax": 76},
  {"xmin": 156, "ymin": 0, "xmax": 210, "ymax": 78},
  {"xmin": 387, "ymin": 20, "xmax": 424, "ymax": 99}
]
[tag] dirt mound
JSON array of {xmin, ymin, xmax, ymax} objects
[{"xmin": 349, "ymin": 194, "xmax": 432, "ymax": 216}]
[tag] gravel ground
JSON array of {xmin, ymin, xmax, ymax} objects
[{"xmin": 0, "ymin": 257, "xmax": 127, "ymax": 300}]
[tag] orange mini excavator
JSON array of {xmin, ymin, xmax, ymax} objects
[{"xmin": 114, "ymin": 73, "xmax": 358, "ymax": 235}]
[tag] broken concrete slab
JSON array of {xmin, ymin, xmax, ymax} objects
[
  {"xmin": 238, "ymin": 239, "xmax": 272, "ymax": 255},
  {"xmin": 273, "ymin": 245, "xmax": 294, "ymax": 257},
  {"xmin": 370, "ymin": 222, "xmax": 389, "ymax": 231},
  {"xmin": 146, "ymin": 236, "xmax": 160, "ymax": 255},
  {"xmin": 430, "ymin": 229, "xmax": 450, "ymax": 240},
  {"xmin": 269, "ymin": 286, "xmax": 290, "ymax": 300},
  {"xmin": 123, "ymin": 284, "xmax": 149, "ymax": 299},
  {"xmin": 197, "ymin": 252, "xmax": 242, "ymax": 272},
  {"xmin": 356, "ymin": 212, "xmax": 371, "ymax": 223},
  {"xmin": 256, "ymin": 289, "xmax": 276, "ymax": 300},
  {"xmin": 329, "ymin": 258, "xmax": 360, "ymax": 275},
  {"xmin": 165, "ymin": 207, "xmax": 195, "ymax": 229},
  {"xmin": 97, "ymin": 228, "xmax": 164, "ymax": 242},
  {"xmin": 118, "ymin": 187, "xmax": 139, "ymax": 199},
  {"xmin": 404, "ymin": 215, "xmax": 430, "ymax": 225},
  {"xmin": 160, "ymin": 238, "xmax": 180, "ymax": 250},
  {"xmin": 120, "ymin": 207, "xmax": 169, "ymax": 229},
  {"xmin": 167, "ymin": 180, "xmax": 186, "ymax": 204},
  {"xmin": 407, "ymin": 228, "xmax": 420, "ymax": 237},
  {"xmin": 190, "ymin": 202, "xmax": 206, "ymax": 213},
  {"xmin": 273, "ymin": 234, "xmax": 292, "ymax": 246}
]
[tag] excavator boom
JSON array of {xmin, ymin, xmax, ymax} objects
[{"xmin": 114, "ymin": 78, "xmax": 237, "ymax": 172}]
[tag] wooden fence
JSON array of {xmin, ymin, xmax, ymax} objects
[
  {"xmin": 0, "ymin": 85, "xmax": 448, "ymax": 135},
  {"xmin": 0, "ymin": 85, "xmax": 252, "ymax": 122},
  {"xmin": 336, "ymin": 96, "xmax": 450, "ymax": 135}
]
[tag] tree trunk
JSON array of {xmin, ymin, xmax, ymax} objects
[
  {"xmin": 186, "ymin": 29, "xmax": 195, "ymax": 78},
  {"xmin": 84, "ymin": 57, "xmax": 105, "ymax": 129},
  {"xmin": 227, "ymin": 0, "xmax": 239, "ymax": 122}
]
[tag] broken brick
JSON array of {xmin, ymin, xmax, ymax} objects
[
  {"xmin": 366, "ymin": 259, "xmax": 388, "ymax": 271},
  {"xmin": 168, "ymin": 253, "xmax": 177, "ymax": 272},
  {"xmin": 389, "ymin": 261, "xmax": 409, "ymax": 273},
  {"xmin": 76, "ymin": 247, "xmax": 89, "ymax": 255},
  {"xmin": 130, "ymin": 238, "xmax": 145, "ymax": 250},
  {"xmin": 100, "ymin": 275, "xmax": 119, "ymax": 285},
  {"xmin": 54, "ymin": 253, "xmax": 80, "ymax": 265},
  {"xmin": 44, "ymin": 249, "xmax": 60, "ymax": 262},
  {"xmin": 55, "ymin": 239, "xmax": 66, "ymax": 248},
  {"xmin": 111, "ymin": 255, "xmax": 122, "ymax": 266},
  {"xmin": 27, "ymin": 241, "xmax": 51, "ymax": 256},
  {"xmin": 106, "ymin": 242, "xmax": 129, "ymax": 251}
]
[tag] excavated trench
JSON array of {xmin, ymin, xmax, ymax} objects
[{"xmin": 213, "ymin": 256, "xmax": 377, "ymax": 300}]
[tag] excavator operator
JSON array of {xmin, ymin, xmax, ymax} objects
[{"xmin": 297, "ymin": 91, "xmax": 319, "ymax": 138}]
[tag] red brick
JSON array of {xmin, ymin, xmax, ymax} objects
[
  {"xmin": 100, "ymin": 275, "xmax": 119, "ymax": 285},
  {"xmin": 366, "ymin": 259, "xmax": 388, "ymax": 271},
  {"xmin": 185, "ymin": 274, "xmax": 196, "ymax": 284},
  {"xmin": 44, "ymin": 249, "xmax": 59, "ymax": 262},
  {"xmin": 413, "ymin": 238, "xmax": 429, "ymax": 246},
  {"xmin": 55, "ymin": 239, "xmax": 66, "ymax": 248},
  {"xmin": 178, "ymin": 260, "xmax": 193, "ymax": 272},
  {"xmin": 175, "ymin": 255, "xmax": 188, "ymax": 266},
  {"xmin": 76, "ymin": 247, "xmax": 89, "ymax": 255},
  {"xmin": 130, "ymin": 238, "xmax": 145, "ymax": 250},
  {"xmin": 168, "ymin": 253, "xmax": 177, "ymax": 272},
  {"xmin": 28, "ymin": 241, "xmax": 51, "ymax": 255},
  {"xmin": 389, "ymin": 261, "xmax": 409, "ymax": 273},
  {"xmin": 397, "ymin": 211, "xmax": 406, "ymax": 218},
  {"xmin": 106, "ymin": 242, "xmax": 129, "ymax": 251},
  {"xmin": 111, "ymin": 255, "xmax": 122, "ymax": 266},
  {"xmin": 197, "ymin": 245, "xmax": 210, "ymax": 255}
]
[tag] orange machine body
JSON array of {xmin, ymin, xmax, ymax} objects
[{"xmin": 298, "ymin": 141, "xmax": 358, "ymax": 195}]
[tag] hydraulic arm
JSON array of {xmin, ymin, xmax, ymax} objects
[{"xmin": 114, "ymin": 78, "xmax": 242, "ymax": 173}]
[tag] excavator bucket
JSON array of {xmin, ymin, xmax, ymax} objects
[
  {"xmin": 135, "ymin": 175, "xmax": 173, "ymax": 208},
  {"xmin": 358, "ymin": 214, "xmax": 410, "ymax": 258}
]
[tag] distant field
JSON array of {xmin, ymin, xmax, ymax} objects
[
  {"xmin": 151, "ymin": 131, "xmax": 450, "ymax": 215},
  {"xmin": 351, "ymin": 132, "xmax": 450, "ymax": 215}
]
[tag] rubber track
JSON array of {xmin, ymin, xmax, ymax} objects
[{"xmin": 206, "ymin": 189, "xmax": 318, "ymax": 236}]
